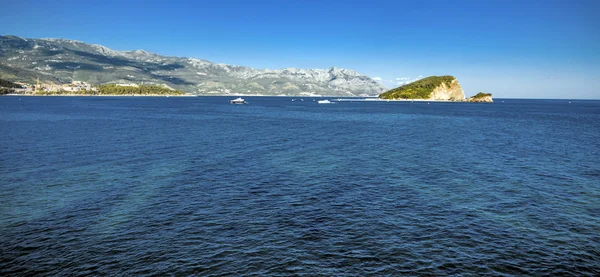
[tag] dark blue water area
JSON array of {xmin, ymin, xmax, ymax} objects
[{"xmin": 1, "ymin": 96, "xmax": 599, "ymax": 276}]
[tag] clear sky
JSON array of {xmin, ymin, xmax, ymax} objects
[{"xmin": 1, "ymin": 0, "xmax": 599, "ymax": 98}]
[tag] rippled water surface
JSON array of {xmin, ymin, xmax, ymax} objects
[{"xmin": 1, "ymin": 96, "xmax": 599, "ymax": 275}]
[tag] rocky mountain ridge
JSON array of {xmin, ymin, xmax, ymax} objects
[{"xmin": 0, "ymin": 35, "xmax": 386, "ymax": 96}]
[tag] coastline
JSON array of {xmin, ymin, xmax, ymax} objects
[
  {"xmin": 338, "ymin": 98, "xmax": 466, "ymax": 102},
  {"xmin": 0, "ymin": 94, "xmax": 475, "ymax": 101},
  {"xmin": 370, "ymin": 98, "xmax": 457, "ymax": 102},
  {"xmin": 2, "ymin": 94, "xmax": 596, "ymax": 102},
  {"xmin": 2, "ymin": 94, "xmax": 197, "ymax": 97}
]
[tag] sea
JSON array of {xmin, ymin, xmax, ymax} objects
[{"xmin": 1, "ymin": 96, "xmax": 599, "ymax": 276}]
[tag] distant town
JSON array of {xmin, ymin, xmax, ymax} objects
[
  {"xmin": 0, "ymin": 78, "xmax": 188, "ymax": 96},
  {"xmin": 7, "ymin": 80, "xmax": 96, "ymax": 94}
]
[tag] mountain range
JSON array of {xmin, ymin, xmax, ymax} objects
[{"xmin": 0, "ymin": 35, "xmax": 386, "ymax": 96}]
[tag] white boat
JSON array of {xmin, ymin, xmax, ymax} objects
[
  {"xmin": 229, "ymin": 97, "xmax": 247, "ymax": 104},
  {"xmin": 317, "ymin": 99, "xmax": 331, "ymax": 104}
]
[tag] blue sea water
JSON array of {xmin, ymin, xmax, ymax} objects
[{"xmin": 0, "ymin": 96, "xmax": 599, "ymax": 276}]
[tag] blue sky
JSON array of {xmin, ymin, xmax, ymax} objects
[{"xmin": 1, "ymin": 0, "xmax": 599, "ymax": 98}]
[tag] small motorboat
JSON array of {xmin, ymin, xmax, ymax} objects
[
  {"xmin": 229, "ymin": 97, "xmax": 247, "ymax": 104},
  {"xmin": 317, "ymin": 99, "xmax": 331, "ymax": 104}
]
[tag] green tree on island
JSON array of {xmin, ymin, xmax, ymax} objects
[{"xmin": 472, "ymin": 92, "xmax": 492, "ymax": 98}]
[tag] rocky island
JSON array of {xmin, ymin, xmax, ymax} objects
[
  {"xmin": 467, "ymin": 92, "xmax": 494, "ymax": 102},
  {"xmin": 378, "ymin": 75, "xmax": 465, "ymax": 101}
]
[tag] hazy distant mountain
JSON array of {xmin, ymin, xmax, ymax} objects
[{"xmin": 0, "ymin": 35, "xmax": 386, "ymax": 96}]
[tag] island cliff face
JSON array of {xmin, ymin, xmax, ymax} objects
[
  {"xmin": 428, "ymin": 78, "xmax": 465, "ymax": 101},
  {"xmin": 378, "ymin": 76, "xmax": 465, "ymax": 101}
]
